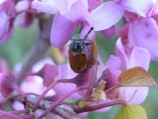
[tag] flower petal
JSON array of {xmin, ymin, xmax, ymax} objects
[
  {"xmin": 0, "ymin": 0, "xmax": 5, "ymax": 4},
  {"xmin": 90, "ymin": 1, "xmax": 123, "ymax": 31},
  {"xmin": 51, "ymin": 0, "xmax": 69, "ymax": 15},
  {"xmin": 50, "ymin": 14, "xmax": 76, "ymax": 47},
  {"xmin": 16, "ymin": 0, "xmax": 30, "ymax": 12},
  {"xmin": 0, "ymin": 58, "xmax": 8, "ymax": 73},
  {"xmin": 118, "ymin": 0, "xmax": 154, "ymax": 17},
  {"xmin": 80, "ymin": 24, "xmax": 95, "ymax": 40},
  {"xmin": 88, "ymin": 0, "xmax": 103, "ymax": 11},
  {"xmin": 31, "ymin": 0, "xmax": 57, "ymax": 14},
  {"xmin": 119, "ymin": 87, "xmax": 148, "ymax": 104},
  {"xmin": 130, "ymin": 47, "xmax": 150, "ymax": 70},
  {"xmin": 0, "ymin": 28, "xmax": 14, "ymax": 44},
  {"xmin": 105, "ymin": 55, "xmax": 121, "ymax": 69},
  {"xmin": 54, "ymin": 83, "xmax": 81, "ymax": 99},
  {"xmin": 68, "ymin": 0, "xmax": 89, "ymax": 22},
  {"xmin": 21, "ymin": 76, "xmax": 55, "ymax": 96},
  {"xmin": 116, "ymin": 38, "xmax": 131, "ymax": 69},
  {"xmin": 0, "ymin": 12, "xmax": 9, "ymax": 39},
  {"xmin": 100, "ymin": 25, "xmax": 116, "ymax": 39},
  {"xmin": 102, "ymin": 68, "xmax": 121, "ymax": 99},
  {"xmin": 128, "ymin": 18, "xmax": 158, "ymax": 60},
  {"xmin": 58, "ymin": 63, "xmax": 77, "ymax": 79}
]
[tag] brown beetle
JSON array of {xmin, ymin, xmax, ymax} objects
[{"xmin": 68, "ymin": 27, "xmax": 94, "ymax": 73}]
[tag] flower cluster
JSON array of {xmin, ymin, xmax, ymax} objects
[{"xmin": 0, "ymin": 0, "xmax": 157, "ymax": 119}]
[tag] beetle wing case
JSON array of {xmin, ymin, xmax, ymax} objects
[{"xmin": 68, "ymin": 49, "xmax": 87, "ymax": 73}]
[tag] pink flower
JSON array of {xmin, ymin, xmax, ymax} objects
[
  {"xmin": 0, "ymin": 0, "xmax": 16, "ymax": 44},
  {"xmin": 0, "ymin": 11, "xmax": 14, "ymax": 43},
  {"xmin": 53, "ymin": 63, "xmax": 81, "ymax": 99},
  {"xmin": 21, "ymin": 57, "xmax": 80, "ymax": 100},
  {"xmin": 118, "ymin": 0, "xmax": 158, "ymax": 61},
  {"xmin": 0, "ymin": 73, "xmax": 16, "ymax": 97},
  {"xmin": 32, "ymin": 0, "xmax": 123, "ymax": 47},
  {"xmin": 20, "ymin": 58, "xmax": 56, "ymax": 96},
  {"xmin": 0, "ymin": 58, "xmax": 8, "ymax": 73},
  {"xmin": 16, "ymin": 0, "xmax": 35, "ymax": 28},
  {"xmin": 116, "ymin": 38, "xmax": 150, "ymax": 104},
  {"xmin": 98, "ymin": 55, "xmax": 122, "ymax": 100},
  {"xmin": 128, "ymin": 17, "xmax": 158, "ymax": 61}
]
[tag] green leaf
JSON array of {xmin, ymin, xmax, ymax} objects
[{"xmin": 115, "ymin": 105, "xmax": 147, "ymax": 119}]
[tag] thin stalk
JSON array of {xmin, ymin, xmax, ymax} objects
[
  {"xmin": 33, "ymin": 79, "xmax": 74, "ymax": 111},
  {"xmin": 0, "ymin": 110, "xmax": 21, "ymax": 119},
  {"xmin": 75, "ymin": 100, "xmax": 126, "ymax": 113},
  {"xmin": 38, "ymin": 86, "xmax": 88, "ymax": 119},
  {"xmin": 84, "ymin": 63, "xmax": 98, "ymax": 101}
]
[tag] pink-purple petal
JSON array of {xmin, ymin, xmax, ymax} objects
[
  {"xmin": 54, "ymin": 83, "xmax": 81, "ymax": 99},
  {"xmin": 50, "ymin": 13, "xmax": 76, "ymax": 47},
  {"xmin": 105, "ymin": 55, "xmax": 121, "ymax": 69},
  {"xmin": 0, "ymin": 27, "xmax": 14, "ymax": 44},
  {"xmin": 58, "ymin": 63, "xmax": 77, "ymax": 79},
  {"xmin": 116, "ymin": 38, "xmax": 131, "ymax": 69},
  {"xmin": 88, "ymin": 0, "xmax": 103, "ymax": 11},
  {"xmin": 128, "ymin": 17, "xmax": 158, "ymax": 61},
  {"xmin": 119, "ymin": 87, "xmax": 148, "ymax": 104},
  {"xmin": 90, "ymin": 1, "xmax": 123, "ymax": 31},
  {"xmin": 68, "ymin": 0, "xmax": 89, "ymax": 22},
  {"xmin": 118, "ymin": 0, "xmax": 154, "ymax": 17},
  {"xmin": 0, "ymin": 58, "xmax": 8, "ymax": 73},
  {"xmin": 80, "ymin": 24, "xmax": 95, "ymax": 40},
  {"xmin": 31, "ymin": 0, "xmax": 57, "ymax": 14},
  {"xmin": 100, "ymin": 25, "xmax": 116, "ymax": 39},
  {"xmin": 52, "ymin": 0, "xmax": 69, "ymax": 15},
  {"xmin": 130, "ymin": 47, "xmax": 150, "ymax": 70},
  {"xmin": 0, "ymin": 12, "xmax": 9, "ymax": 39}
]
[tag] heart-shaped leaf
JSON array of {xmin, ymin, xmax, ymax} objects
[
  {"xmin": 115, "ymin": 105, "xmax": 147, "ymax": 119},
  {"xmin": 118, "ymin": 67, "xmax": 157, "ymax": 87}
]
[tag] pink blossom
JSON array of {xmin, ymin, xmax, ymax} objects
[
  {"xmin": 16, "ymin": 0, "xmax": 35, "ymax": 27},
  {"xmin": 0, "ymin": 11, "xmax": 14, "ymax": 43},
  {"xmin": 118, "ymin": 0, "xmax": 158, "ymax": 61},
  {"xmin": 0, "ymin": 58, "xmax": 8, "ymax": 73},
  {"xmin": 32, "ymin": 0, "xmax": 123, "ymax": 47},
  {"xmin": 20, "ymin": 57, "xmax": 80, "ymax": 100},
  {"xmin": 20, "ymin": 75, "xmax": 55, "ymax": 96},
  {"xmin": 98, "ymin": 55, "xmax": 122, "ymax": 100},
  {"xmin": 20, "ymin": 58, "xmax": 56, "ymax": 96},
  {"xmin": 128, "ymin": 17, "xmax": 158, "ymax": 60},
  {"xmin": 54, "ymin": 63, "xmax": 81, "ymax": 99},
  {"xmin": 0, "ymin": 73, "xmax": 15, "ymax": 97},
  {"xmin": 0, "ymin": 0, "xmax": 16, "ymax": 43},
  {"xmin": 116, "ymin": 38, "xmax": 150, "ymax": 104}
]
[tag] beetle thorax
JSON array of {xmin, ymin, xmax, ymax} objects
[{"xmin": 70, "ymin": 39, "xmax": 85, "ymax": 54}]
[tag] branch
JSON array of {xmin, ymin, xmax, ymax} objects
[
  {"xmin": 18, "ymin": 15, "xmax": 53, "ymax": 84},
  {"xmin": 26, "ymin": 97, "xmax": 85, "ymax": 119},
  {"xmin": 19, "ymin": 15, "xmax": 52, "ymax": 75},
  {"xmin": 74, "ymin": 100, "xmax": 126, "ymax": 113}
]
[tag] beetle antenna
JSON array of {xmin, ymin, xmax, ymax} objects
[{"xmin": 83, "ymin": 27, "xmax": 94, "ymax": 41}]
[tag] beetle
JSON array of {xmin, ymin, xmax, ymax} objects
[{"xmin": 68, "ymin": 27, "xmax": 94, "ymax": 73}]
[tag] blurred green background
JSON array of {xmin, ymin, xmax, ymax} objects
[{"xmin": 0, "ymin": 20, "xmax": 158, "ymax": 119}]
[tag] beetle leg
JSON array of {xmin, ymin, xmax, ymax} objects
[
  {"xmin": 87, "ymin": 57, "xmax": 100, "ymax": 69},
  {"xmin": 85, "ymin": 41, "xmax": 93, "ymax": 46}
]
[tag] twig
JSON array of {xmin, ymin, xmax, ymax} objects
[
  {"xmin": 74, "ymin": 100, "xmax": 126, "ymax": 113},
  {"xmin": 18, "ymin": 15, "xmax": 53, "ymax": 84},
  {"xmin": 33, "ymin": 79, "xmax": 74, "ymax": 111},
  {"xmin": 26, "ymin": 97, "xmax": 84, "ymax": 119},
  {"xmin": 39, "ymin": 86, "xmax": 88, "ymax": 119}
]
